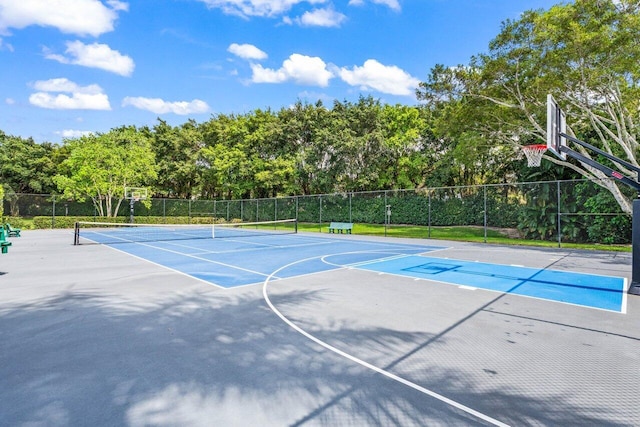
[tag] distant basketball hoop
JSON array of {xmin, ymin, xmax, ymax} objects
[
  {"xmin": 522, "ymin": 144, "xmax": 548, "ymax": 167},
  {"xmin": 124, "ymin": 187, "xmax": 148, "ymax": 223}
]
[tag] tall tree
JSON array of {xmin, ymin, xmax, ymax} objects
[
  {"xmin": 0, "ymin": 131, "xmax": 58, "ymax": 194},
  {"xmin": 200, "ymin": 114, "xmax": 255, "ymax": 199},
  {"xmin": 381, "ymin": 104, "xmax": 436, "ymax": 189},
  {"xmin": 332, "ymin": 96, "xmax": 386, "ymax": 191},
  {"xmin": 278, "ymin": 101, "xmax": 334, "ymax": 195},
  {"xmin": 151, "ymin": 119, "xmax": 203, "ymax": 199},
  {"xmin": 417, "ymin": 0, "xmax": 640, "ymax": 213},
  {"xmin": 54, "ymin": 127, "xmax": 157, "ymax": 217}
]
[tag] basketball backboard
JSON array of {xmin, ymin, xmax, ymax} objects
[
  {"xmin": 546, "ymin": 94, "xmax": 567, "ymax": 160},
  {"xmin": 124, "ymin": 186, "xmax": 148, "ymax": 201}
]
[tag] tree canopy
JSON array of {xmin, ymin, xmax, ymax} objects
[
  {"xmin": 1, "ymin": 0, "xmax": 636, "ymax": 218},
  {"xmin": 54, "ymin": 127, "xmax": 157, "ymax": 217},
  {"xmin": 417, "ymin": 0, "xmax": 640, "ymax": 212}
]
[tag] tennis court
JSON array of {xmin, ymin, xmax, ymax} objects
[
  {"xmin": 0, "ymin": 227, "xmax": 637, "ymax": 426},
  {"xmin": 74, "ymin": 220, "xmax": 627, "ymax": 312}
]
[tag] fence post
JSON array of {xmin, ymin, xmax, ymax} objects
[
  {"xmin": 319, "ymin": 195, "xmax": 322, "ymax": 231},
  {"xmin": 557, "ymin": 181, "xmax": 562, "ymax": 248},
  {"xmin": 428, "ymin": 190, "xmax": 432, "ymax": 239},
  {"xmin": 384, "ymin": 191, "xmax": 388, "ymax": 237},
  {"xmin": 483, "ymin": 185, "xmax": 487, "ymax": 243},
  {"xmin": 52, "ymin": 195, "xmax": 56, "ymax": 228}
]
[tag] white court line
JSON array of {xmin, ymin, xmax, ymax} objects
[
  {"xmin": 97, "ymin": 242, "xmax": 228, "ymax": 289},
  {"xmin": 204, "ymin": 240, "xmax": 337, "ymax": 255},
  {"xmin": 345, "ymin": 253, "xmax": 411, "ymax": 267},
  {"xmin": 109, "ymin": 239, "xmax": 280, "ymax": 282},
  {"xmin": 262, "ymin": 252, "xmax": 511, "ymax": 427}
]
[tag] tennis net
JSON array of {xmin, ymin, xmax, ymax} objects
[{"xmin": 73, "ymin": 218, "xmax": 297, "ymax": 245}]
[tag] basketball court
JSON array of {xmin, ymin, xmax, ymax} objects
[{"xmin": 0, "ymin": 228, "xmax": 636, "ymax": 426}]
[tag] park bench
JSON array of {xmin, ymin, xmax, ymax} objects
[
  {"xmin": 5, "ymin": 223, "xmax": 21, "ymax": 237},
  {"xmin": 328, "ymin": 222, "xmax": 353, "ymax": 234},
  {"xmin": 0, "ymin": 227, "xmax": 12, "ymax": 254}
]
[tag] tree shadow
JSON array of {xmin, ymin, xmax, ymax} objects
[{"xmin": 0, "ymin": 286, "xmax": 635, "ymax": 426}]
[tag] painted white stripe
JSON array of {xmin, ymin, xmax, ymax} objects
[
  {"xmin": 262, "ymin": 253, "xmax": 511, "ymax": 427},
  {"xmin": 97, "ymin": 243, "xmax": 227, "ymax": 289},
  {"xmin": 105, "ymin": 239, "xmax": 279, "ymax": 280},
  {"xmin": 347, "ymin": 253, "xmax": 410, "ymax": 267}
]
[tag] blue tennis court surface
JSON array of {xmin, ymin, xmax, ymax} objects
[
  {"xmin": 83, "ymin": 226, "xmax": 627, "ymax": 312},
  {"xmin": 352, "ymin": 255, "xmax": 627, "ymax": 312},
  {"xmin": 94, "ymin": 232, "xmax": 444, "ymax": 288}
]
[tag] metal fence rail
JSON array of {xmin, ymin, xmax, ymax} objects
[{"xmin": 2, "ymin": 178, "xmax": 631, "ymax": 246}]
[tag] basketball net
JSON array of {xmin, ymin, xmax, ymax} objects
[{"xmin": 522, "ymin": 144, "xmax": 547, "ymax": 167}]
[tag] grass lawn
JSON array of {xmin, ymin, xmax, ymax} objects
[
  {"xmin": 299, "ymin": 222, "xmax": 631, "ymax": 252},
  {"xmin": 4, "ymin": 217, "xmax": 631, "ymax": 252}
]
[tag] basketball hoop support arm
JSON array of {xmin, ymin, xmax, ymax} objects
[
  {"xmin": 558, "ymin": 133, "xmax": 640, "ymax": 294},
  {"xmin": 559, "ymin": 133, "xmax": 640, "ymax": 186}
]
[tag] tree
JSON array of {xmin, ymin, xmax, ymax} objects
[
  {"xmin": 200, "ymin": 114, "xmax": 255, "ymax": 199},
  {"xmin": 151, "ymin": 119, "xmax": 203, "ymax": 199},
  {"xmin": 417, "ymin": 0, "xmax": 640, "ymax": 213},
  {"xmin": 0, "ymin": 131, "xmax": 58, "ymax": 195},
  {"xmin": 54, "ymin": 127, "xmax": 157, "ymax": 217},
  {"xmin": 0, "ymin": 131, "xmax": 60, "ymax": 216},
  {"xmin": 277, "ymin": 101, "xmax": 334, "ymax": 195},
  {"xmin": 244, "ymin": 109, "xmax": 297, "ymax": 198},
  {"xmin": 381, "ymin": 104, "xmax": 436, "ymax": 189},
  {"xmin": 330, "ymin": 96, "xmax": 386, "ymax": 191}
]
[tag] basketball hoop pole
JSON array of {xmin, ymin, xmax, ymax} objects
[
  {"xmin": 129, "ymin": 198, "xmax": 136, "ymax": 224},
  {"xmin": 555, "ymin": 134, "xmax": 640, "ymax": 295},
  {"xmin": 125, "ymin": 187, "xmax": 147, "ymax": 224}
]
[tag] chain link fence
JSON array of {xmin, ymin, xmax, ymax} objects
[{"xmin": 2, "ymin": 179, "xmax": 631, "ymax": 246}]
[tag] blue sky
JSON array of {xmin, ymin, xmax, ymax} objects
[{"xmin": 1, "ymin": 0, "xmax": 559, "ymax": 144}]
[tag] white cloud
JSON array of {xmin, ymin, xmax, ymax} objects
[
  {"xmin": 0, "ymin": 0, "xmax": 126, "ymax": 37},
  {"xmin": 339, "ymin": 59, "xmax": 419, "ymax": 96},
  {"xmin": 5, "ymin": 97, "xmax": 15, "ymax": 105},
  {"xmin": 29, "ymin": 92, "xmax": 111, "ymax": 110},
  {"xmin": 348, "ymin": 0, "xmax": 400, "ymax": 12},
  {"xmin": 32, "ymin": 78, "xmax": 103, "ymax": 94},
  {"xmin": 197, "ymin": 0, "xmax": 327, "ymax": 18},
  {"xmin": 29, "ymin": 78, "xmax": 111, "ymax": 110},
  {"xmin": 122, "ymin": 97, "xmax": 211, "ymax": 115},
  {"xmin": 57, "ymin": 129, "xmax": 95, "ymax": 138},
  {"xmin": 251, "ymin": 53, "xmax": 333, "ymax": 87},
  {"xmin": 228, "ymin": 43, "xmax": 267, "ymax": 60},
  {"xmin": 298, "ymin": 8, "xmax": 346, "ymax": 27},
  {"xmin": 45, "ymin": 41, "xmax": 135, "ymax": 77}
]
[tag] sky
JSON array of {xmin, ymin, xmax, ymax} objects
[{"xmin": 0, "ymin": 0, "xmax": 560, "ymax": 144}]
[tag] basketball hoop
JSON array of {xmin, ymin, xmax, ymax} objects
[
  {"xmin": 124, "ymin": 187, "xmax": 148, "ymax": 201},
  {"xmin": 522, "ymin": 144, "xmax": 547, "ymax": 167}
]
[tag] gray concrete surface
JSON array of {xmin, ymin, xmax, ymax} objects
[{"xmin": 0, "ymin": 229, "xmax": 638, "ymax": 426}]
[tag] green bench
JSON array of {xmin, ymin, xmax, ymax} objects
[
  {"xmin": 0, "ymin": 227, "xmax": 12, "ymax": 254},
  {"xmin": 5, "ymin": 223, "xmax": 21, "ymax": 237},
  {"xmin": 328, "ymin": 222, "xmax": 353, "ymax": 234}
]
